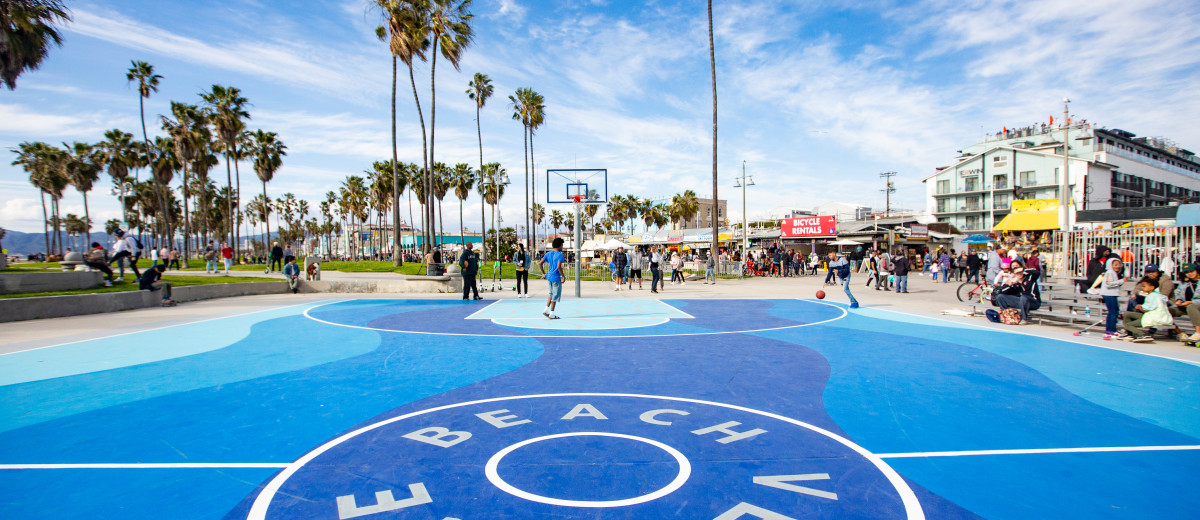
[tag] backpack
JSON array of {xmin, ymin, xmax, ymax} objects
[{"xmin": 133, "ymin": 236, "xmax": 144, "ymax": 251}]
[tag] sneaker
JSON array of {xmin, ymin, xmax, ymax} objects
[
  {"xmin": 1176, "ymin": 332, "xmax": 1190, "ymax": 342},
  {"xmin": 542, "ymin": 308, "xmax": 551, "ymax": 317},
  {"xmin": 1189, "ymin": 332, "xmax": 1200, "ymax": 342},
  {"xmin": 849, "ymin": 302, "xmax": 859, "ymax": 309},
  {"xmin": 1103, "ymin": 333, "xmax": 1117, "ymax": 340},
  {"xmin": 1131, "ymin": 336, "xmax": 1155, "ymax": 343},
  {"xmin": 548, "ymin": 314, "xmax": 561, "ymax": 320},
  {"xmin": 115, "ymin": 277, "xmax": 124, "ymax": 282},
  {"xmin": 104, "ymin": 281, "xmax": 113, "ymax": 287}
]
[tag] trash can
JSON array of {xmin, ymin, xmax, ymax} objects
[{"xmin": 426, "ymin": 263, "xmax": 445, "ymax": 276}]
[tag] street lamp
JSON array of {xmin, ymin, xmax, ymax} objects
[
  {"xmin": 733, "ymin": 160, "xmax": 755, "ymax": 277},
  {"xmin": 109, "ymin": 182, "xmax": 134, "ymax": 228}
]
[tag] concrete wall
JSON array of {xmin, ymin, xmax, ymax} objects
[
  {"xmin": 0, "ymin": 271, "xmax": 102, "ymax": 294},
  {"xmin": 300, "ymin": 275, "xmax": 462, "ymax": 294},
  {"xmin": 0, "ymin": 282, "xmax": 288, "ymax": 322}
]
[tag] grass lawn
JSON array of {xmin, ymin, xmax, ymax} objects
[
  {"xmin": 1, "ymin": 262, "xmax": 63, "ymax": 271},
  {"xmin": 0, "ymin": 275, "xmax": 279, "ymax": 299}
]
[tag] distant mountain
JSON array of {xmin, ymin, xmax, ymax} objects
[{"xmin": 2, "ymin": 229, "xmax": 119, "ymax": 256}]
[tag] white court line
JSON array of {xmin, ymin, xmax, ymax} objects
[
  {"xmin": 660, "ymin": 299, "xmax": 696, "ymax": 319},
  {"xmin": 0, "ymin": 462, "xmax": 291, "ymax": 469},
  {"xmin": 463, "ymin": 299, "xmax": 502, "ymax": 320},
  {"xmin": 301, "ymin": 298, "xmax": 848, "ymax": 338},
  {"xmin": 1, "ymin": 299, "xmax": 344, "ymax": 357},
  {"xmin": 875, "ymin": 445, "xmax": 1200, "ymax": 458}
]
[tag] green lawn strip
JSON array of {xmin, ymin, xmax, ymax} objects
[{"xmin": 0, "ymin": 275, "xmax": 279, "ymax": 299}]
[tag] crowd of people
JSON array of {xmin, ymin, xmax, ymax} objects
[{"xmin": 1077, "ymin": 244, "xmax": 1200, "ymax": 343}]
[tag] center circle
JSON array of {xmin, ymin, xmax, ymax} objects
[{"xmin": 483, "ymin": 432, "xmax": 692, "ymax": 508}]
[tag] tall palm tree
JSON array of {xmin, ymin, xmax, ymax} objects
[
  {"xmin": 368, "ymin": 165, "xmax": 392, "ymax": 257},
  {"xmin": 62, "ymin": 141, "xmax": 101, "ymax": 244},
  {"xmin": 509, "ymin": 87, "xmax": 543, "ymax": 250},
  {"xmin": 384, "ymin": 4, "xmax": 431, "ymax": 252},
  {"xmin": 527, "ymin": 90, "xmax": 546, "ymax": 248},
  {"xmin": 670, "ymin": 190, "xmax": 700, "ymax": 230},
  {"xmin": 373, "ymin": 3, "xmax": 407, "ymax": 265},
  {"xmin": 550, "ymin": 209, "xmax": 564, "ymax": 236},
  {"xmin": 607, "ymin": 194, "xmax": 628, "ymax": 236},
  {"xmin": 1, "ymin": 0, "xmax": 71, "ymax": 90},
  {"xmin": 98, "ymin": 129, "xmax": 137, "ymax": 221},
  {"xmin": 160, "ymin": 101, "xmax": 208, "ymax": 261},
  {"xmin": 13, "ymin": 141, "xmax": 61, "ymax": 253},
  {"xmin": 450, "ymin": 162, "xmax": 475, "ymax": 248},
  {"xmin": 126, "ymin": 61, "xmax": 161, "ymax": 183},
  {"xmin": 150, "ymin": 136, "xmax": 178, "ymax": 244},
  {"xmin": 424, "ymin": 0, "xmax": 473, "ymax": 255},
  {"xmin": 431, "ymin": 162, "xmax": 450, "ymax": 249},
  {"xmin": 707, "ymin": 0, "xmax": 720, "ymax": 260},
  {"xmin": 373, "ymin": 159, "xmax": 406, "ymax": 258},
  {"xmin": 200, "ymin": 84, "xmax": 250, "ymax": 256},
  {"xmin": 250, "ymin": 130, "xmax": 285, "ymax": 252},
  {"xmin": 467, "ymin": 72, "xmax": 493, "ymax": 255},
  {"xmin": 479, "ymin": 162, "xmax": 505, "ymax": 257},
  {"xmin": 340, "ymin": 176, "xmax": 368, "ymax": 259},
  {"xmin": 532, "ymin": 203, "xmax": 545, "ymax": 246}
]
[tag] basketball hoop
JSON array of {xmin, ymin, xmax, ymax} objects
[{"xmin": 570, "ymin": 195, "xmax": 584, "ymax": 204}]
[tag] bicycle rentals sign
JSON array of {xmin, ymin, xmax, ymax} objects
[{"xmin": 780, "ymin": 216, "xmax": 837, "ymax": 238}]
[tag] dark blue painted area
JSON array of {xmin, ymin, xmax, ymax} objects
[
  {"xmin": 498, "ymin": 435, "xmax": 678, "ymax": 501},
  {"xmin": 258, "ymin": 396, "xmax": 911, "ymax": 519},
  {"xmin": 0, "ymin": 467, "xmax": 278, "ymax": 520},
  {"xmin": 888, "ymin": 449, "xmax": 1200, "ymax": 520}
]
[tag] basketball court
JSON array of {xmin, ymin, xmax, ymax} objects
[{"xmin": 2, "ymin": 295, "xmax": 1198, "ymax": 519}]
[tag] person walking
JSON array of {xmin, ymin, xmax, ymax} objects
[
  {"xmin": 459, "ymin": 242, "xmax": 482, "ymax": 300},
  {"xmin": 168, "ymin": 248, "xmax": 180, "ymax": 270},
  {"xmin": 650, "ymin": 247, "xmax": 664, "ymax": 293},
  {"xmin": 269, "ymin": 242, "xmax": 284, "ymax": 273},
  {"xmin": 108, "ymin": 229, "xmax": 140, "ymax": 281},
  {"xmin": 539, "ymin": 237, "xmax": 566, "ymax": 319},
  {"xmin": 612, "ymin": 247, "xmax": 628, "ymax": 291},
  {"xmin": 967, "ymin": 249, "xmax": 982, "ymax": 284},
  {"xmin": 704, "ymin": 253, "xmax": 716, "ymax": 284},
  {"xmin": 892, "ymin": 250, "xmax": 911, "ymax": 293},
  {"xmin": 628, "ymin": 247, "xmax": 644, "ymax": 290},
  {"xmin": 829, "ymin": 250, "xmax": 859, "ymax": 309},
  {"xmin": 513, "ymin": 243, "xmax": 530, "ymax": 298},
  {"xmin": 221, "ymin": 242, "xmax": 233, "ymax": 274},
  {"xmin": 670, "ymin": 251, "xmax": 684, "ymax": 284}
]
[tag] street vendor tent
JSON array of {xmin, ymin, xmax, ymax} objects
[
  {"xmin": 579, "ymin": 239, "xmax": 603, "ymax": 253},
  {"xmin": 597, "ymin": 239, "xmax": 632, "ymax": 250},
  {"xmin": 993, "ymin": 211, "xmax": 1059, "ymax": 231}
]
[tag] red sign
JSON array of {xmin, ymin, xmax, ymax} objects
[{"xmin": 780, "ymin": 216, "xmax": 837, "ymax": 238}]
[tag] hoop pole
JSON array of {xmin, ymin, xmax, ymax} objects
[{"xmin": 574, "ymin": 201, "xmax": 583, "ymax": 298}]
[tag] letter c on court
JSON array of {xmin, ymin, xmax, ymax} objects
[{"xmin": 639, "ymin": 409, "xmax": 690, "ymax": 426}]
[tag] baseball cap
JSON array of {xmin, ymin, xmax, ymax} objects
[
  {"xmin": 1144, "ymin": 264, "xmax": 1159, "ymax": 272},
  {"xmin": 1182, "ymin": 262, "xmax": 1197, "ymax": 273}
]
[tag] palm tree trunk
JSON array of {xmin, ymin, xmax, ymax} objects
[
  {"xmin": 708, "ymin": 0, "xmax": 720, "ymax": 264},
  {"xmin": 82, "ymin": 192, "xmax": 92, "ymax": 245},
  {"xmin": 459, "ymin": 198, "xmax": 465, "ymax": 250},
  {"xmin": 234, "ymin": 157, "xmax": 242, "ymax": 261},
  {"xmin": 428, "ymin": 43, "xmax": 439, "ymax": 255},
  {"xmin": 530, "ymin": 131, "xmax": 537, "ymax": 254},
  {"xmin": 262, "ymin": 181, "xmax": 270, "ymax": 256},
  {"xmin": 52, "ymin": 196, "xmax": 61, "ymax": 254},
  {"xmin": 137, "ymin": 97, "xmax": 147, "ymax": 184},
  {"xmin": 476, "ymin": 105, "xmax": 485, "ymax": 260},
  {"xmin": 390, "ymin": 56, "xmax": 401, "ymax": 266},
  {"xmin": 407, "ymin": 190, "xmax": 415, "ymax": 259},
  {"xmin": 523, "ymin": 124, "xmax": 530, "ymax": 251},
  {"xmin": 225, "ymin": 153, "xmax": 234, "ymax": 249},
  {"xmin": 39, "ymin": 190, "xmax": 50, "ymax": 254},
  {"xmin": 181, "ymin": 165, "xmax": 190, "ymax": 267},
  {"xmin": 405, "ymin": 64, "xmax": 430, "ymax": 254}
]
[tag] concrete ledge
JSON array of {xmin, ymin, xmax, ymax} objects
[
  {"xmin": 300, "ymin": 276, "xmax": 462, "ymax": 294},
  {"xmin": 0, "ymin": 271, "xmax": 103, "ymax": 294},
  {"xmin": 0, "ymin": 282, "xmax": 288, "ymax": 323}
]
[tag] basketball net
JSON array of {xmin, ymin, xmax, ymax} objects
[{"xmin": 571, "ymin": 194, "xmax": 584, "ymax": 214}]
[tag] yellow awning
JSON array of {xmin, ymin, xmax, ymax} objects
[{"xmin": 993, "ymin": 210, "xmax": 1059, "ymax": 231}]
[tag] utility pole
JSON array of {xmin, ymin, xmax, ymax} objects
[
  {"xmin": 1060, "ymin": 98, "xmax": 1071, "ymax": 233},
  {"xmin": 880, "ymin": 171, "xmax": 897, "ymax": 217}
]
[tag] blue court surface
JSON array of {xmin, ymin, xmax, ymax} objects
[{"xmin": 2, "ymin": 298, "xmax": 1199, "ymax": 519}]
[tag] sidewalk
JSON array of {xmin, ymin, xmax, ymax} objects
[{"xmin": 5, "ymin": 269, "xmax": 1199, "ymax": 364}]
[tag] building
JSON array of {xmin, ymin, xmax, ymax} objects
[
  {"xmin": 814, "ymin": 201, "xmax": 872, "ymax": 222},
  {"xmin": 923, "ymin": 121, "xmax": 1200, "ymax": 233},
  {"xmin": 671, "ymin": 197, "xmax": 728, "ymax": 230}
]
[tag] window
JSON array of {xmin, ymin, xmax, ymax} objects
[
  {"xmin": 1019, "ymin": 171, "xmax": 1037, "ymax": 186},
  {"xmin": 965, "ymin": 177, "xmax": 979, "ymax": 191},
  {"xmin": 937, "ymin": 199, "xmax": 948, "ymax": 212},
  {"xmin": 965, "ymin": 215, "xmax": 981, "ymax": 230},
  {"xmin": 993, "ymin": 155, "xmax": 1008, "ymax": 168},
  {"xmin": 993, "ymin": 175, "xmax": 1008, "ymax": 189},
  {"xmin": 994, "ymin": 193, "xmax": 1010, "ymax": 209},
  {"xmin": 937, "ymin": 180, "xmax": 950, "ymax": 194},
  {"xmin": 966, "ymin": 196, "xmax": 981, "ymax": 211}
]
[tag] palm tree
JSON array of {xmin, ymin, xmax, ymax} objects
[
  {"xmin": 62, "ymin": 141, "xmax": 101, "ymax": 244},
  {"xmin": 340, "ymin": 176, "xmax": 369, "ymax": 259},
  {"xmin": 431, "ymin": 162, "xmax": 450, "ymax": 249},
  {"xmin": 98, "ymin": 129, "xmax": 137, "ymax": 221},
  {"xmin": 373, "ymin": 3, "xmax": 407, "ymax": 265},
  {"xmin": 532, "ymin": 202, "xmax": 545, "ymax": 247},
  {"xmin": 250, "ymin": 130, "xmax": 285, "ymax": 252},
  {"xmin": 509, "ymin": 87, "xmax": 544, "ymax": 250},
  {"xmin": 150, "ymin": 136, "xmax": 178, "ymax": 244},
  {"xmin": 478, "ymin": 162, "xmax": 505, "ymax": 258},
  {"xmin": 424, "ymin": 0, "xmax": 473, "ymax": 255},
  {"xmin": 13, "ymin": 141, "xmax": 62, "ymax": 253},
  {"xmin": 550, "ymin": 210, "xmax": 564, "ymax": 236},
  {"xmin": 707, "ymin": 0, "xmax": 720, "ymax": 260},
  {"xmin": 384, "ymin": 3, "xmax": 431, "ymax": 252},
  {"xmin": 126, "ymin": 61, "xmax": 161, "ymax": 183},
  {"xmin": 200, "ymin": 84, "xmax": 250, "ymax": 256},
  {"xmin": 670, "ymin": 190, "xmax": 700, "ymax": 230},
  {"xmin": 368, "ymin": 165, "xmax": 392, "ymax": 258},
  {"xmin": 1, "ymin": 0, "xmax": 71, "ymax": 90},
  {"xmin": 607, "ymin": 194, "xmax": 628, "ymax": 236},
  {"xmin": 450, "ymin": 162, "xmax": 475, "ymax": 248},
  {"xmin": 160, "ymin": 101, "xmax": 208, "ymax": 261},
  {"xmin": 467, "ymin": 72, "xmax": 493, "ymax": 255}
]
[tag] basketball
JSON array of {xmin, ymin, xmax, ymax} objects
[{"xmin": 815, "ymin": 290, "xmax": 825, "ymax": 299}]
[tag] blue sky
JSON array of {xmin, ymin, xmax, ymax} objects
[{"xmin": 3, "ymin": 0, "xmax": 1200, "ymax": 234}]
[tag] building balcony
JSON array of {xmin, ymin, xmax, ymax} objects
[{"xmin": 934, "ymin": 184, "xmax": 998, "ymax": 196}]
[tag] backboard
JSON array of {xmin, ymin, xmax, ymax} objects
[{"xmin": 546, "ymin": 169, "xmax": 607, "ymax": 205}]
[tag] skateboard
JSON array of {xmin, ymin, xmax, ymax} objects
[{"xmin": 161, "ymin": 300, "xmax": 177, "ymax": 307}]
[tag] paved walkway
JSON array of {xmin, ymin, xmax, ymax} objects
[{"xmin": 4, "ymin": 270, "xmax": 1199, "ymax": 365}]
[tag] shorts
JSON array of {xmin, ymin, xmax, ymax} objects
[
  {"xmin": 630, "ymin": 269, "xmax": 642, "ymax": 278},
  {"xmin": 548, "ymin": 281, "xmax": 562, "ymax": 302}
]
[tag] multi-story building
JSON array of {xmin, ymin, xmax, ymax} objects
[
  {"xmin": 671, "ymin": 197, "xmax": 727, "ymax": 230},
  {"xmin": 923, "ymin": 122, "xmax": 1200, "ymax": 233}
]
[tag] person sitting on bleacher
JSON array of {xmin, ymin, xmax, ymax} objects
[
  {"xmin": 1172, "ymin": 263, "xmax": 1200, "ymax": 343},
  {"xmin": 995, "ymin": 258, "xmax": 1041, "ymax": 324},
  {"xmin": 1121, "ymin": 277, "xmax": 1173, "ymax": 344}
]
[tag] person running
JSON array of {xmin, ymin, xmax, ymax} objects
[
  {"xmin": 139, "ymin": 264, "xmax": 174, "ymax": 306},
  {"xmin": 283, "ymin": 256, "xmax": 302, "ymax": 293},
  {"xmin": 539, "ymin": 237, "xmax": 566, "ymax": 319},
  {"xmin": 628, "ymin": 247, "xmax": 644, "ymax": 290},
  {"xmin": 612, "ymin": 247, "xmax": 628, "ymax": 291},
  {"xmin": 108, "ymin": 229, "xmax": 140, "ymax": 281},
  {"xmin": 84, "ymin": 242, "xmax": 115, "ymax": 287},
  {"xmin": 459, "ymin": 242, "xmax": 482, "ymax": 300},
  {"xmin": 650, "ymin": 246, "xmax": 663, "ymax": 293},
  {"xmin": 513, "ymin": 243, "xmax": 530, "ymax": 298},
  {"xmin": 829, "ymin": 251, "xmax": 859, "ymax": 309},
  {"xmin": 221, "ymin": 242, "xmax": 233, "ymax": 274}
]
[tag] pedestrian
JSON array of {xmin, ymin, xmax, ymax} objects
[
  {"xmin": 650, "ymin": 246, "xmax": 664, "ymax": 293},
  {"xmin": 84, "ymin": 242, "xmax": 115, "ymax": 287},
  {"xmin": 221, "ymin": 242, "xmax": 233, "ymax": 274},
  {"xmin": 459, "ymin": 242, "xmax": 482, "ymax": 300},
  {"xmin": 1120, "ymin": 277, "xmax": 1171, "ymax": 343},
  {"xmin": 967, "ymin": 249, "xmax": 982, "ymax": 284},
  {"xmin": 829, "ymin": 250, "xmax": 859, "ymax": 309},
  {"xmin": 283, "ymin": 256, "xmax": 302, "ymax": 293},
  {"xmin": 628, "ymin": 247, "xmax": 644, "ymax": 290},
  {"xmin": 139, "ymin": 263, "xmax": 174, "ymax": 306},
  {"xmin": 1092, "ymin": 258, "xmax": 1126, "ymax": 340},
  {"xmin": 513, "ymin": 243, "xmax": 530, "ymax": 298},
  {"xmin": 892, "ymin": 250, "xmax": 911, "ymax": 293},
  {"xmin": 670, "ymin": 251, "xmax": 684, "ymax": 284},
  {"xmin": 865, "ymin": 251, "xmax": 879, "ymax": 287},
  {"xmin": 539, "ymin": 237, "xmax": 566, "ymax": 319},
  {"xmin": 108, "ymin": 229, "xmax": 141, "ymax": 281},
  {"xmin": 203, "ymin": 240, "xmax": 217, "ymax": 273},
  {"xmin": 269, "ymin": 242, "xmax": 284, "ymax": 273},
  {"xmin": 930, "ymin": 256, "xmax": 940, "ymax": 283},
  {"xmin": 168, "ymin": 248, "xmax": 180, "ymax": 270},
  {"xmin": 986, "ymin": 246, "xmax": 1006, "ymax": 284},
  {"xmin": 612, "ymin": 246, "xmax": 628, "ymax": 291}
]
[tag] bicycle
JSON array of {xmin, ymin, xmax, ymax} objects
[{"xmin": 956, "ymin": 279, "xmax": 993, "ymax": 304}]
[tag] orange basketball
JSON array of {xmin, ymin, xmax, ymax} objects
[{"xmin": 815, "ymin": 290, "xmax": 826, "ymax": 299}]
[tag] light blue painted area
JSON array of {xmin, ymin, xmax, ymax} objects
[
  {"xmin": 470, "ymin": 298, "xmax": 692, "ymax": 330},
  {"xmin": 824, "ymin": 308, "xmax": 1200, "ymax": 440},
  {"xmin": 0, "ymin": 313, "xmax": 382, "ymax": 433},
  {"xmin": 0, "ymin": 303, "xmax": 313, "ymax": 386}
]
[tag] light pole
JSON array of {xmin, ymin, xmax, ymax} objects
[
  {"xmin": 109, "ymin": 182, "xmax": 134, "ymax": 228},
  {"xmin": 733, "ymin": 160, "xmax": 755, "ymax": 277},
  {"xmin": 479, "ymin": 170, "xmax": 510, "ymax": 261}
]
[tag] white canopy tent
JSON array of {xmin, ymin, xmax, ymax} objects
[{"xmin": 597, "ymin": 239, "xmax": 632, "ymax": 250}]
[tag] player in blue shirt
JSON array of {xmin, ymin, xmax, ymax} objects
[{"xmin": 539, "ymin": 237, "xmax": 567, "ymax": 319}]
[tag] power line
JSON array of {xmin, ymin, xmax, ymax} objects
[{"xmin": 880, "ymin": 171, "xmax": 897, "ymax": 217}]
